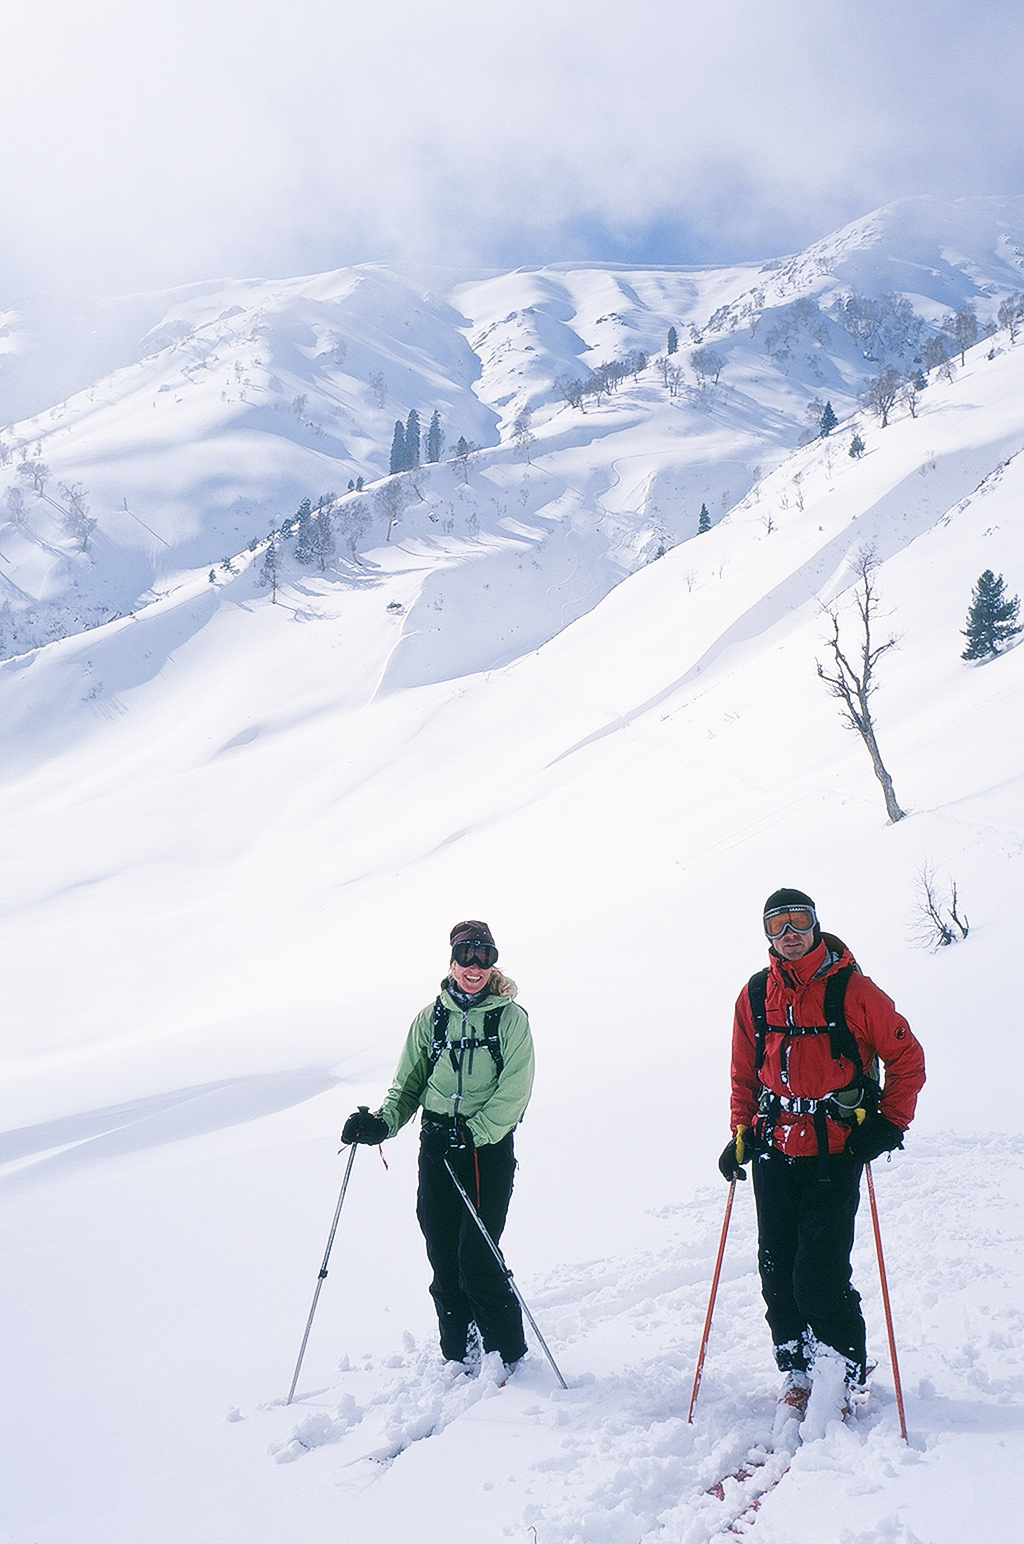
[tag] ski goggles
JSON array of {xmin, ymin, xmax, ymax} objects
[
  {"xmin": 763, "ymin": 907, "xmax": 817, "ymax": 940},
  {"xmin": 451, "ymin": 940, "xmax": 499, "ymax": 969}
]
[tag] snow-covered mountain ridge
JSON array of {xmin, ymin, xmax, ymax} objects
[{"xmin": 2, "ymin": 193, "xmax": 1023, "ymax": 660}]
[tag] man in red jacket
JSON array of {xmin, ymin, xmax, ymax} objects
[{"xmin": 720, "ymin": 888, "xmax": 925, "ymax": 1407}]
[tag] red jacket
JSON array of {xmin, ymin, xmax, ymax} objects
[{"xmin": 730, "ymin": 936, "xmax": 925, "ymax": 1158}]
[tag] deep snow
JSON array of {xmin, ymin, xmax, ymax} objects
[{"xmin": 2, "ymin": 202, "xmax": 1024, "ymax": 1541}]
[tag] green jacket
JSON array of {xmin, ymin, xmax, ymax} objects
[{"xmin": 378, "ymin": 981, "xmax": 534, "ymax": 1148}]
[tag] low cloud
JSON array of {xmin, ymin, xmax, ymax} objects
[{"xmin": 2, "ymin": 0, "xmax": 1023, "ymax": 301}]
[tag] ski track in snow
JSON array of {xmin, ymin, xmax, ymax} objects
[{"xmin": 249, "ymin": 1138, "xmax": 1022, "ymax": 1543}]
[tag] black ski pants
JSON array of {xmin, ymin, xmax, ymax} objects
[
  {"xmin": 751, "ymin": 1147, "xmax": 867, "ymax": 1382},
  {"xmin": 415, "ymin": 1129, "xmax": 527, "ymax": 1366}
]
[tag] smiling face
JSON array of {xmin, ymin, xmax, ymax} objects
[{"xmin": 450, "ymin": 958, "xmax": 494, "ymax": 996}]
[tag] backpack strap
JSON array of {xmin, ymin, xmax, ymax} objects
[
  {"xmin": 428, "ymin": 997, "xmax": 452, "ymax": 1072},
  {"xmin": 748, "ymin": 968, "xmax": 770, "ymax": 1076},
  {"xmin": 481, "ymin": 1006, "xmax": 505, "ymax": 1075},
  {"xmin": 747, "ymin": 963, "xmax": 879, "ymax": 1172},
  {"xmin": 822, "ymin": 966, "xmax": 863, "ymax": 1074},
  {"xmin": 427, "ymin": 995, "xmax": 506, "ymax": 1075}
]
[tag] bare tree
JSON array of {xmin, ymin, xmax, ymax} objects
[
  {"xmin": 17, "ymin": 457, "xmax": 50, "ymax": 495},
  {"xmin": 943, "ymin": 304, "xmax": 978, "ymax": 366},
  {"xmin": 909, "ymin": 863, "xmax": 969, "ymax": 949},
  {"xmin": 997, "ymin": 293, "xmax": 1024, "ymax": 343},
  {"xmin": 816, "ymin": 547, "xmax": 906, "ymax": 823},
  {"xmin": 368, "ymin": 371, "xmax": 388, "ymax": 408},
  {"xmin": 860, "ymin": 366, "xmax": 902, "ymax": 428},
  {"xmin": 554, "ymin": 374, "xmax": 587, "ymax": 412},
  {"xmin": 898, "ymin": 373, "xmax": 923, "ymax": 420},
  {"xmin": 512, "ymin": 407, "xmax": 534, "ymax": 463},
  {"xmin": 57, "ymin": 480, "xmax": 96, "ymax": 551},
  {"xmin": 691, "ymin": 345, "xmax": 725, "ymax": 385},
  {"xmin": 374, "ymin": 477, "xmax": 408, "ymax": 541},
  {"xmin": 338, "ymin": 497, "xmax": 371, "ymax": 560},
  {"xmin": 922, "ymin": 335, "xmax": 954, "ymax": 382},
  {"xmin": 5, "ymin": 486, "xmax": 27, "ymax": 523}
]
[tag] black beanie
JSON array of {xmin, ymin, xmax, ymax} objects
[
  {"xmin": 763, "ymin": 888, "xmax": 821, "ymax": 951},
  {"xmin": 763, "ymin": 887, "xmax": 816, "ymax": 918}
]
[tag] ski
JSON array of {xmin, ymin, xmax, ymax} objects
[
  {"xmin": 704, "ymin": 1368, "xmax": 875, "ymax": 1534},
  {"xmin": 705, "ymin": 1436, "xmax": 799, "ymax": 1533}
]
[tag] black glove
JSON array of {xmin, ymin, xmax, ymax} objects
[
  {"xmin": 718, "ymin": 1125, "xmax": 755, "ymax": 1181},
  {"xmin": 421, "ymin": 1115, "xmax": 475, "ymax": 1154},
  {"xmin": 846, "ymin": 1114, "xmax": 904, "ymax": 1164},
  {"xmin": 341, "ymin": 1106, "xmax": 389, "ymax": 1145}
]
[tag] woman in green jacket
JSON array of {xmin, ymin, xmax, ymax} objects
[{"xmin": 342, "ymin": 920, "xmax": 535, "ymax": 1371}]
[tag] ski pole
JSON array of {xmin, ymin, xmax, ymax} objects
[
  {"xmin": 442, "ymin": 1156, "xmax": 568, "ymax": 1390},
  {"xmin": 688, "ymin": 1177, "xmax": 736, "ymax": 1423},
  {"xmin": 864, "ymin": 1161, "xmax": 908, "ymax": 1441},
  {"xmin": 286, "ymin": 1136, "xmax": 360, "ymax": 1404}
]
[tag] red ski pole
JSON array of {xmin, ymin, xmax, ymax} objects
[
  {"xmin": 865, "ymin": 1162, "xmax": 908, "ymax": 1441},
  {"xmin": 688, "ymin": 1178, "xmax": 736, "ymax": 1423}
]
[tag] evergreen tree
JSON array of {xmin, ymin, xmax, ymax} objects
[
  {"xmin": 389, "ymin": 421, "xmax": 406, "ymax": 475},
  {"xmin": 667, "ymin": 326, "xmax": 678, "ymax": 355},
  {"xmin": 294, "ymin": 497, "xmax": 315, "ymax": 564},
  {"xmin": 426, "ymin": 409, "xmax": 444, "ymax": 463},
  {"xmin": 311, "ymin": 502, "xmax": 336, "ymax": 572},
  {"xmin": 961, "ymin": 570, "xmax": 1023, "ymax": 660},
  {"xmin": 405, "ymin": 409, "xmax": 421, "ymax": 469},
  {"xmin": 258, "ymin": 536, "xmax": 280, "ymax": 601},
  {"xmin": 819, "ymin": 400, "xmax": 838, "ymax": 437},
  {"xmin": 453, "ymin": 436, "xmax": 473, "ymax": 484},
  {"xmin": 849, "ymin": 432, "xmax": 865, "ymax": 459},
  {"xmin": 698, "ymin": 502, "xmax": 711, "ymax": 533}
]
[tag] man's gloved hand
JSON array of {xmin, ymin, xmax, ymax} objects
[
  {"xmin": 718, "ymin": 1124, "xmax": 754, "ymax": 1181},
  {"xmin": 341, "ymin": 1106, "xmax": 389, "ymax": 1145},
  {"xmin": 422, "ymin": 1116, "xmax": 475, "ymax": 1154},
  {"xmin": 846, "ymin": 1113, "xmax": 904, "ymax": 1164}
]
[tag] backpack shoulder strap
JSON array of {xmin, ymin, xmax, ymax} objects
[
  {"xmin": 747, "ymin": 968, "xmax": 770, "ymax": 1075},
  {"xmin": 481, "ymin": 1005, "xmax": 506, "ymax": 1075},
  {"xmin": 427, "ymin": 996, "xmax": 450, "ymax": 1071},
  {"xmin": 427, "ymin": 996, "xmax": 506, "ymax": 1075},
  {"xmin": 823, "ymin": 965, "xmax": 865, "ymax": 1074}
]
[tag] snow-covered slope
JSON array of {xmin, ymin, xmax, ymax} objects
[
  {"xmin": 3, "ymin": 194, "xmax": 1024, "ymax": 662},
  {"xmin": 1, "ymin": 234, "xmax": 1023, "ymax": 1541}
]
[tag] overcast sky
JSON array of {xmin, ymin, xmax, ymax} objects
[{"xmin": 2, "ymin": 0, "xmax": 1023, "ymax": 303}]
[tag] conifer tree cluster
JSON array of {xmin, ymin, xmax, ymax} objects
[
  {"xmin": 390, "ymin": 408, "xmax": 446, "ymax": 473},
  {"xmin": 389, "ymin": 410, "xmax": 422, "ymax": 474}
]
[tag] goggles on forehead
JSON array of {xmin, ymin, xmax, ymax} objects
[
  {"xmin": 763, "ymin": 907, "xmax": 817, "ymax": 940},
  {"xmin": 452, "ymin": 940, "xmax": 499, "ymax": 969}
]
